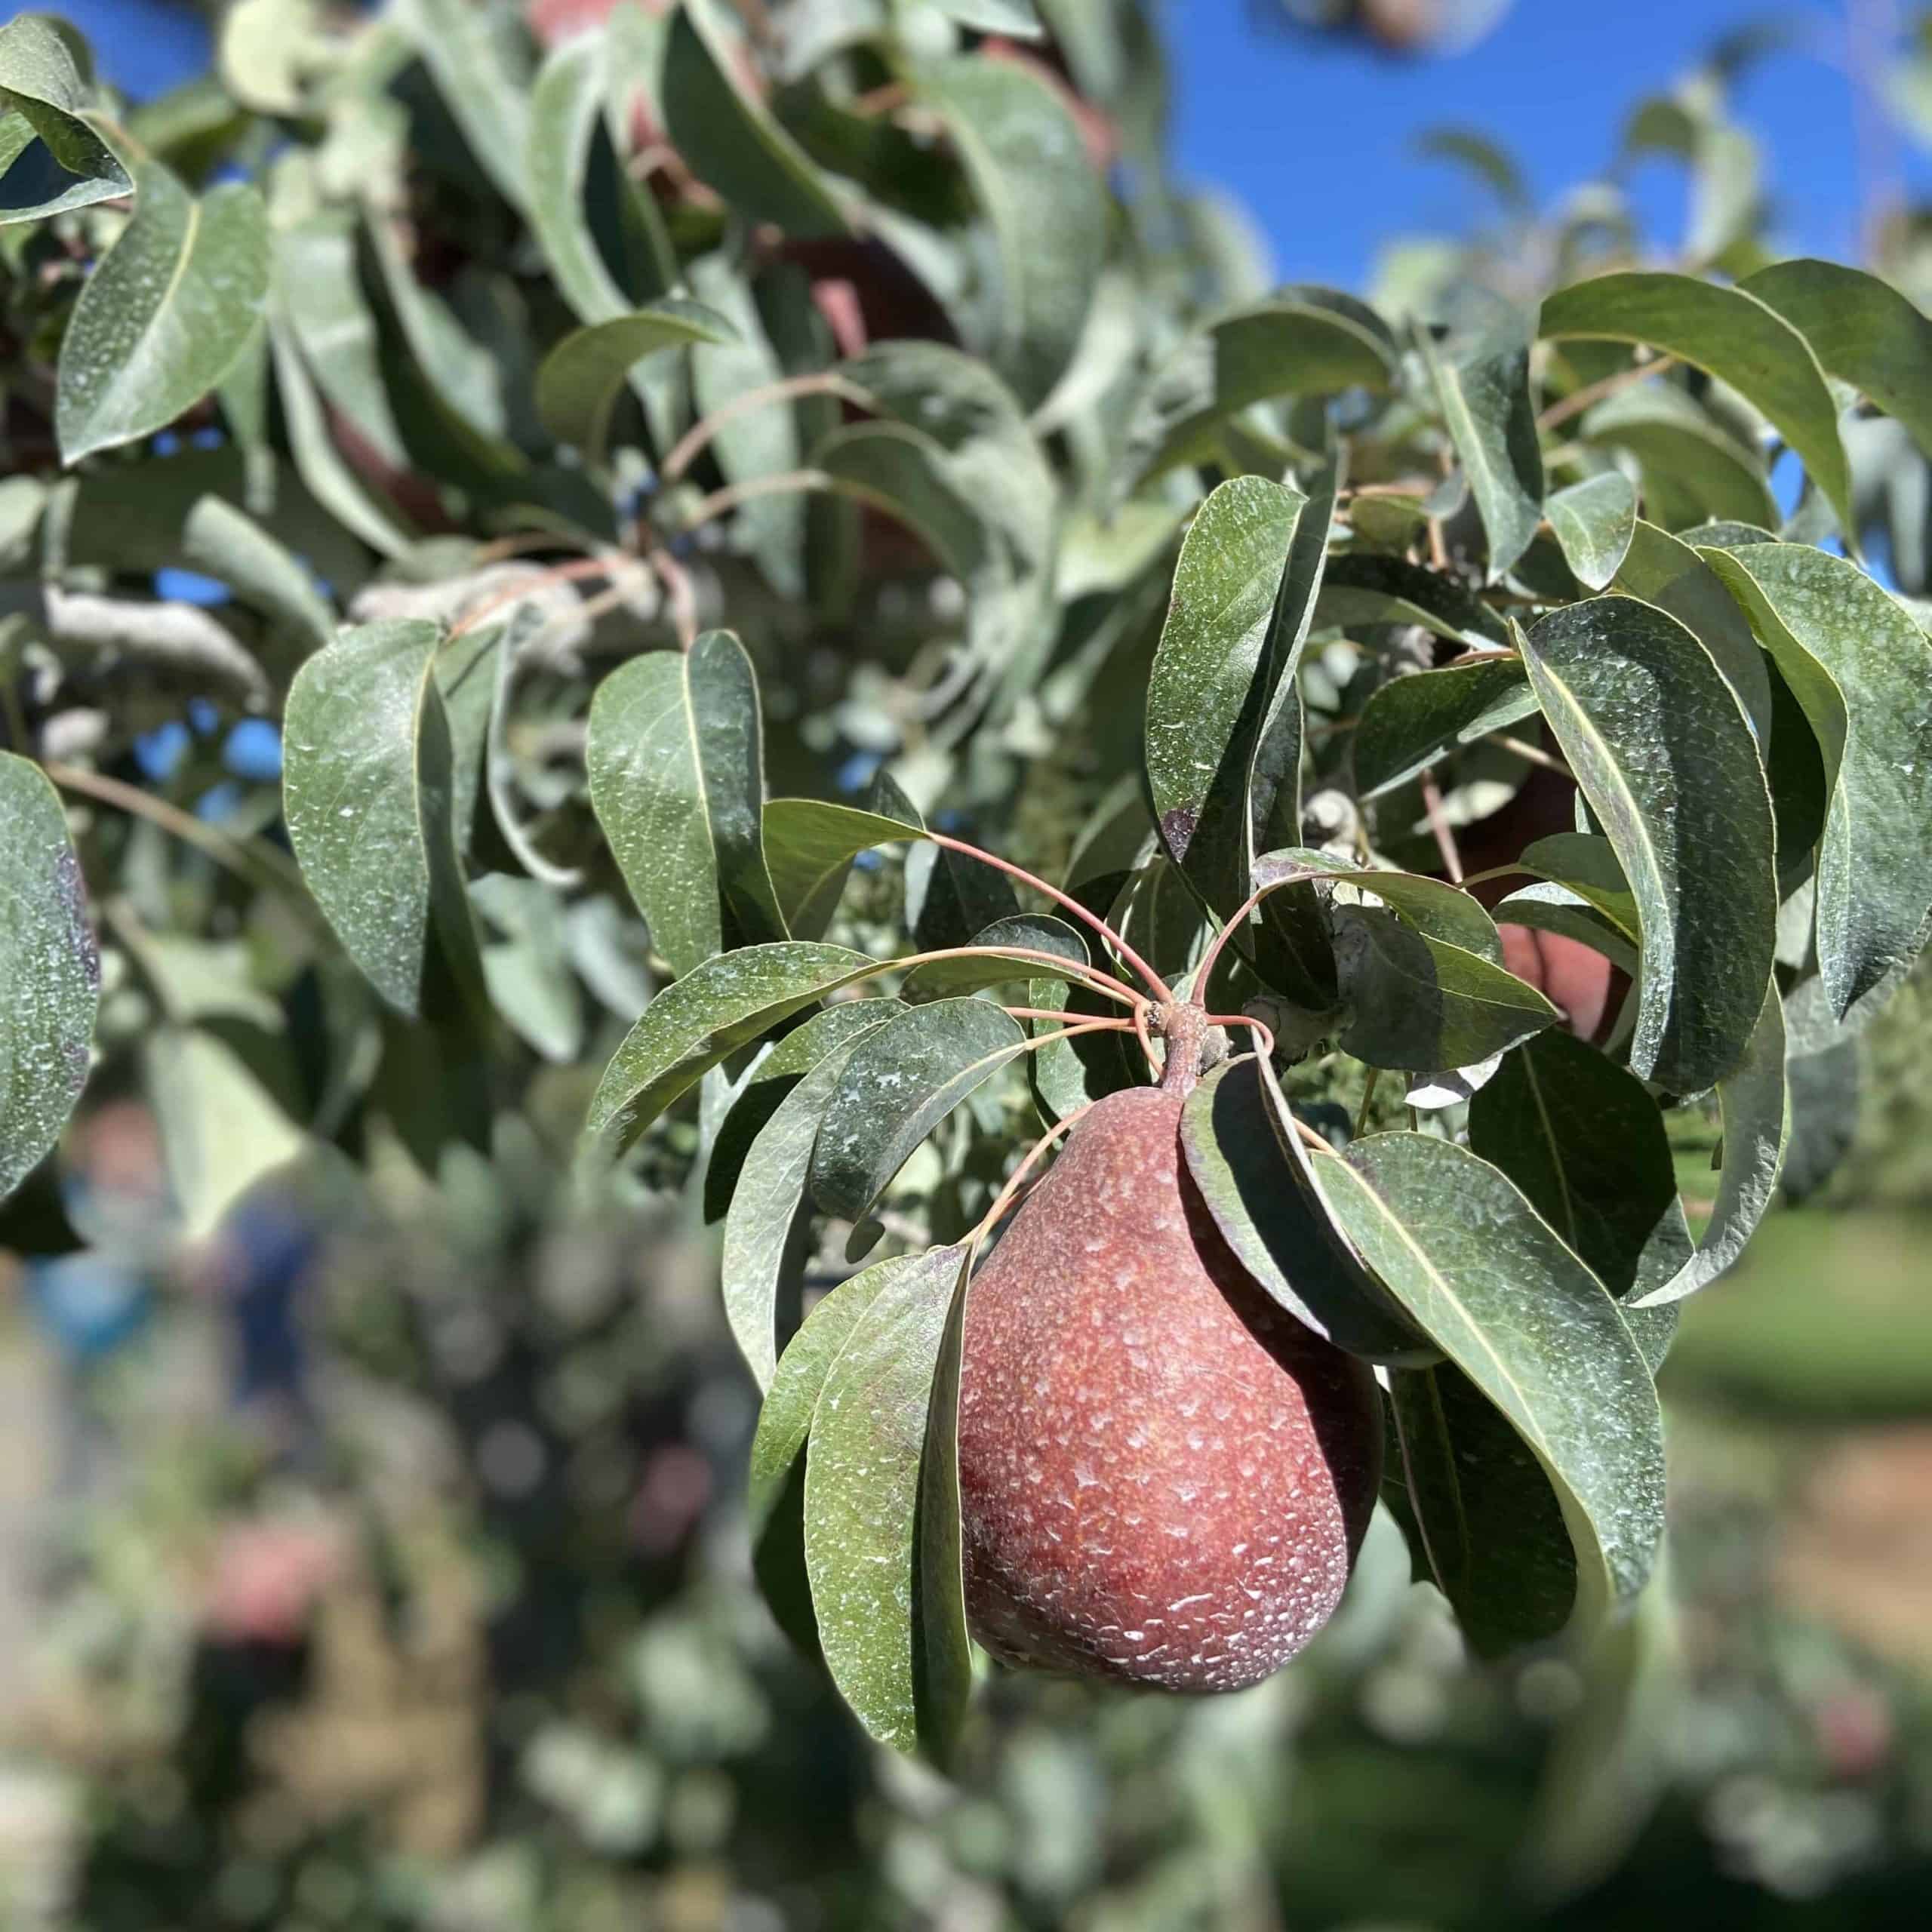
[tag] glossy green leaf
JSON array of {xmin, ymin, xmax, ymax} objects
[
  {"xmin": 1540, "ymin": 271, "xmax": 1854, "ymax": 540},
  {"xmin": 913, "ymin": 52, "xmax": 1107, "ymax": 407},
  {"xmin": 0, "ymin": 13, "xmax": 130, "ymax": 223},
  {"xmin": 580, "ymin": 942, "xmax": 878, "ymax": 1164},
  {"xmin": 1257, "ymin": 847, "xmax": 1503, "ymax": 962},
  {"xmin": 1420, "ymin": 296, "xmax": 1543, "ymax": 579},
  {"xmin": 804, "ymin": 1243, "xmax": 973, "ymax": 1758},
  {"xmin": 282, "ymin": 620, "xmax": 484, "ymax": 1020},
  {"xmin": 534, "ymin": 299, "xmax": 737, "ymax": 461},
  {"xmin": 1467, "ymin": 1027, "xmax": 1687, "ymax": 1362},
  {"xmin": 1180, "ymin": 1057, "xmax": 1427, "ymax": 1362},
  {"xmin": 395, "ymin": 0, "xmax": 532, "ymax": 212},
  {"xmin": 663, "ymin": 0, "xmax": 848, "ymax": 237},
  {"xmin": 0, "ymin": 752, "xmax": 99, "ymax": 1201},
  {"xmin": 1744, "ymin": 258, "xmax": 1932, "ymax": 463},
  {"xmin": 1698, "ymin": 541, "xmax": 1932, "ymax": 1017},
  {"xmin": 761, "ymin": 799, "xmax": 922, "ymax": 941},
  {"xmin": 1352, "ymin": 657, "xmax": 1537, "ymax": 799},
  {"xmin": 1611, "ymin": 518, "xmax": 1773, "ymax": 747},
  {"xmin": 1128, "ymin": 288, "xmax": 1398, "ymax": 480},
  {"xmin": 1519, "ymin": 596, "xmax": 1777, "ymax": 1092},
  {"xmin": 1634, "ymin": 975, "xmax": 1789, "ymax": 1308},
  {"xmin": 1146, "ymin": 475, "xmax": 1324, "ymax": 918},
  {"xmin": 901, "ymin": 913, "xmax": 1087, "ymax": 999},
  {"xmin": 1315, "ymin": 552, "xmax": 1512, "ymax": 649},
  {"xmin": 1546, "ymin": 472, "xmax": 1636, "ymax": 591},
  {"xmin": 810, "ymin": 998, "xmax": 1027, "ymax": 1234},
  {"xmin": 724, "ymin": 1007, "xmax": 903, "ymax": 1387},
  {"xmin": 1333, "ymin": 906, "xmax": 1556, "ymax": 1072},
  {"xmin": 747, "ymin": 1260, "xmax": 894, "ymax": 1657},
  {"xmin": 1315, "ymin": 1132, "xmax": 1666, "ymax": 1637},
  {"xmin": 705, "ymin": 998, "xmax": 905, "ymax": 1225},
  {"xmin": 1580, "ymin": 383, "xmax": 1779, "ymax": 533},
  {"xmin": 586, "ymin": 632, "xmax": 786, "ymax": 980},
  {"xmin": 56, "ymin": 161, "xmax": 269, "ymax": 463}
]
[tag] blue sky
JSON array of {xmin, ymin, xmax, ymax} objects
[{"xmin": 58, "ymin": 1, "xmax": 1911, "ymax": 290}]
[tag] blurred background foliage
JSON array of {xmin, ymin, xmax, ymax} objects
[{"xmin": 7, "ymin": 2, "xmax": 1932, "ymax": 1927}]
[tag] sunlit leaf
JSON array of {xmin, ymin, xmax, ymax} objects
[
  {"xmin": 1545, "ymin": 472, "xmax": 1636, "ymax": 591},
  {"xmin": 0, "ymin": 13, "xmax": 130, "ymax": 223}
]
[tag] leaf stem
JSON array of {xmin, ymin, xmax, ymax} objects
[
  {"xmin": 660, "ymin": 373, "xmax": 872, "ymax": 483},
  {"xmin": 675, "ymin": 468, "xmax": 832, "ymax": 534},
  {"xmin": 878, "ymin": 943, "xmax": 1149, "ymax": 1013},
  {"xmin": 447, "ymin": 557, "xmax": 627, "ymax": 641},
  {"xmin": 965, "ymin": 1101, "xmax": 1096, "ymax": 1255},
  {"xmin": 1192, "ymin": 868, "xmax": 1324, "ymax": 1004},
  {"xmin": 1354, "ymin": 1065, "xmax": 1382, "ymax": 1140},
  {"xmin": 1537, "ymin": 354, "xmax": 1681, "ymax": 432},
  {"xmin": 1420, "ymin": 768, "xmax": 1463, "ymax": 883},
  {"xmin": 922, "ymin": 829, "xmax": 1176, "ymax": 1004}
]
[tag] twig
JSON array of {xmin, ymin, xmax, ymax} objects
[
  {"xmin": 1420, "ymin": 768, "xmax": 1463, "ymax": 882},
  {"xmin": 447, "ymin": 557, "xmax": 620, "ymax": 641},
  {"xmin": 1537, "ymin": 354, "xmax": 1680, "ymax": 433},
  {"xmin": 1354, "ymin": 1066, "xmax": 1383, "ymax": 1140},
  {"xmin": 676, "ymin": 468, "xmax": 832, "ymax": 533},
  {"xmin": 645, "ymin": 543, "xmax": 700, "ymax": 648},
  {"xmin": 660, "ymin": 374, "xmax": 872, "ymax": 483},
  {"xmin": 1494, "ymin": 733, "xmax": 1571, "ymax": 775}
]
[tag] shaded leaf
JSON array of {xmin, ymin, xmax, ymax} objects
[
  {"xmin": 528, "ymin": 32, "xmax": 635, "ymax": 328},
  {"xmin": 1517, "ymin": 833, "xmax": 1640, "ymax": 940},
  {"xmin": 57, "ymin": 161, "xmax": 269, "ymax": 464},
  {"xmin": 902, "ymin": 912, "xmax": 1086, "ymax": 999},
  {"xmin": 1333, "ymin": 906, "xmax": 1556, "ymax": 1072},
  {"xmin": 1580, "ymin": 383, "xmax": 1778, "ymax": 532},
  {"xmin": 0, "ymin": 752, "xmax": 98, "ymax": 1201},
  {"xmin": 1493, "ymin": 884, "xmax": 1639, "ymax": 978},
  {"xmin": 761, "ymin": 798, "xmax": 921, "ymax": 941},
  {"xmin": 395, "ymin": 0, "xmax": 532, "ymax": 212},
  {"xmin": 534, "ymin": 299, "xmax": 737, "ymax": 461},
  {"xmin": 1315, "ymin": 552, "xmax": 1511, "ymax": 648},
  {"xmin": 1352, "ymin": 657, "xmax": 1537, "ymax": 799},
  {"xmin": 1698, "ymin": 541, "xmax": 1932, "ymax": 1017},
  {"xmin": 1180, "ymin": 1057, "xmax": 1428, "ymax": 1362},
  {"xmin": 1519, "ymin": 596, "xmax": 1776, "ymax": 1092},
  {"xmin": 1632, "ymin": 976, "xmax": 1789, "ymax": 1307},
  {"xmin": 586, "ymin": 632, "xmax": 786, "ymax": 979},
  {"xmin": 182, "ymin": 494, "xmax": 333, "ymax": 651}
]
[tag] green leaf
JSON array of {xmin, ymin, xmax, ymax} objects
[
  {"xmin": 1697, "ymin": 541, "xmax": 1932, "ymax": 1017},
  {"xmin": 811, "ymin": 419, "xmax": 990, "ymax": 585},
  {"xmin": 1744, "ymin": 258, "xmax": 1932, "ymax": 465},
  {"xmin": 182, "ymin": 494, "xmax": 334, "ymax": 651},
  {"xmin": 912, "ymin": 52, "xmax": 1107, "ymax": 408},
  {"xmin": 395, "ymin": 0, "xmax": 532, "ymax": 213},
  {"xmin": 1611, "ymin": 518, "xmax": 1774, "ymax": 748},
  {"xmin": 1516, "ymin": 833, "xmax": 1640, "ymax": 941},
  {"xmin": 1180, "ymin": 1057, "xmax": 1427, "ymax": 1362},
  {"xmin": 0, "ymin": 14, "xmax": 130, "ymax": 223},
  {"xmin": 1493, "ymin": 884, "xmax": 1639, "ymax": 979},
  {"xmin": 1414, "ymin": 125, "xmax": 1530, "ymax": 212},
  {"xmin": 804, "ymin": 1243, "xmax": 974, "ymax": 1759},
  {"xmin": 1519, "ymin": 596, "xmax": 1776, "ymax": 1092},
  {"xmin": 1540, "ymin": 271, "xmax": 1855, "ymax": 542},
  {"xmin": 143, "ymin": 1023, "xmax": 307, "ymax": 1244},
  {"xmin": 0, "ymin": 752, "xmax": 98, "ymax": 1201},
  {"xmin": 747, "ymin": 1260, "xmax": 894, "ymax": 1657},
  {"xmin": 1333, "ymin": 906, "xmax": 1556, "ymax": 1072},
  {"xmin": 706, "ymin": 997, "xmax": 905, "ymax": 1223},
  {"xmin": 1420, "ymin": 296, "xmax": 1543, "ymax": 579},
  {"xmin": 933, "ymin": 0, "xmax": 1044, "ymax": 32},
  {"xmin": 586, "ymin": 633, "xmax": 786, "ymax": 980},
  {"xmin": 809, "ymin": 998, "xmax": 1027, "ymax": 1235},
  {"xmin": 281, "ymin": 620, "xmax": 484, "ymax": 1020},
  {"xmin": 1466, "ymin": 1027, "xmax": 1688, "ymax": 1361},
  {"xmin": 901, "ymin": 913, "xmax": 1087, "ymax": 999},
  {"xmin": 1128, "ymin": 289, "xmax": 1398, "ymax": 481},
  {"xmin": 663, "ymin": 0, "xmax": 848, "ymax": 238},
  {"xmin": 471, "ymin": 873, "xmax": 583, "ymax": 1063},
  {"xmin": 1259, "ymin": 848, "xmax": 1503, "ymax": 961},
  {"xmin": 580, "ymin": 942, "xmax": 876, "ymax": 1164},
  {"xmin": 723, "ymin": 1006, "xmax": 904, "ymax": 1387},
  {"xmin": 533, "ymin": 299, "xmax": 738, "ymax": 462},
  {"xmin": 1315, "ymin": 552, "xmax": 1512, "ymax": 649},
  {"xmin": 56, "ymin": 162, "xmax": 269, "ymax": 464},
  {"xmin": 1546, "ymin": 472, "xmax": 1636, "ymax": 592},
  {"xmin": 1352, "ymin": 657, "xmax": 1537, "ymax": 799},
  {"xmin": 527, "ymin": 33, "xmax": 635, "ymax": 328},
  {"xmin": 1633, "ymin": 975, "xmax": 1789, "ymax": 1308},
  {"xmin": 761, "ymin": 799, "xmax": 921, "ymax": 941},
  {"xmin": 1580, "ymin": 383, "xmax": 1779, "ymax": 533},
  {"xmin": 1146, "ymin": 475, "xmax": 1326, "ymax": 920},
  {"xmin": 1316, "ymin": 1132, "xmax": 1666, "ymax": 1638}
]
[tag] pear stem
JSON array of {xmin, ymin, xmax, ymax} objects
[
  {"xmin": 1157, "ymin": 1003, "xmax": 1213, "ymax": 1097},
  {"xmin": 922, "ymin": 830, "xmax": 1176, "ymax": 1005}
]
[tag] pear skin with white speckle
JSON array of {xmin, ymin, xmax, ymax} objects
[{"xmin": 957, "ymin": 1081, "xmax": 1383, "ymax": 1691}]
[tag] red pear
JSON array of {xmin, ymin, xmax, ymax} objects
[{"xmin": 957, "ymin": 1068, "xmax": 1383, "ymax": 1692}]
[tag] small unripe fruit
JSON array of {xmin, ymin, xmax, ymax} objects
[{"xmin": 957, "ymin": 1078, "xmax": 1383, "ymax": 1692}]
